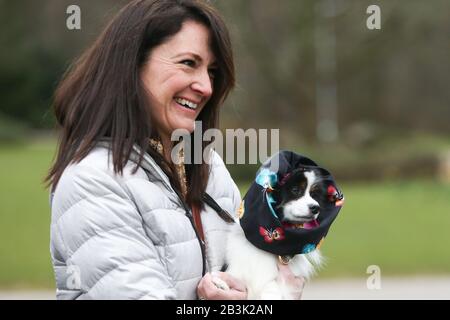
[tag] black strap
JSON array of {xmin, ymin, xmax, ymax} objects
[{"xmin": 202, "ymin": 193, "xmax": 236, "ymax": 224}]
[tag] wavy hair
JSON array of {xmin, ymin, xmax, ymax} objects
[{"xmin": 45, "ymin": 0, "xmax": 235, "ymax": 209}]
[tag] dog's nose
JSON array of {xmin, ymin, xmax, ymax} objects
[{"xmin": 309, "ymin": 205, "xmax": 320, "ymax": 215}]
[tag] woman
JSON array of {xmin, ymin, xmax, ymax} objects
[{"xmin": 46, "ymin": 0, "xmax": 303, "ymax": 300}]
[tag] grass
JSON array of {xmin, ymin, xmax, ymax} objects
[
  {"xmin": 228, "ymin": 132, "xmax": 450, "ymax": 183},
  {"xmin": 318, "ymin": 181, "xmax": 450, "ymax": 278},
  {"xmin": 237, "ymin": 180, "xmax": 450, "ymax": 279},
  {"xmin": 0, "ymin": 140, "xmax": 56, "ymax": 289},
  {"xmin": 1, "ymin": 141, "xmax": 450, "ymax": 289}
]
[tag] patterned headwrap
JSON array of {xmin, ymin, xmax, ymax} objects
[{"xmin": 238, "ymin": 151, "xmax": 344, "ymax": 257}]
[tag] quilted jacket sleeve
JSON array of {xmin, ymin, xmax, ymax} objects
[
  {"xmin": 200, "ymin": 151, "xmax": 242, "ymax": 271},
  {"xmin": 208, "ymin": 150, "xmax": 242, "ymax": 218},
  {"xmin": 50, "ymin": 164, "xmax": 177, "ymax": 300}
]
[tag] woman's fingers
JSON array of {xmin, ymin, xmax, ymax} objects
[
  {"xmin": 212, "ymin": 271, "xmax": 246, "ymax": 292},
  {"xmin": 197, "ymin": 272, "xmax": 248, "ymax": 300},
  {"xmin": 277, "ymin": 262, "xmax": 297, "ymax": 283},
  {"xmin": 276, "ymin": 262, "xmax": 306, "ymax": 299},
  {"xmin": 197, "ymin": 273, "xmax": 217, "ymax": 298}
]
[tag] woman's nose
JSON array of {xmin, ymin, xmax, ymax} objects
[{"xmin": 190, "ymin": 69, "xmax": 213, "ymax": 98}]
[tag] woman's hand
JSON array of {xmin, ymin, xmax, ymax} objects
[
  {"xmin": 276, "ymin": 261, "xmax": 306, "ymax": 300},
  {"xmin": 197, "ymin": 271, "xmax": 247, "ymax": 300}
]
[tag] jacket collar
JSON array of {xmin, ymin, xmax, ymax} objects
[{"xmin": 95, "ymin": 139, "xmax": 173, "ymax": 192}]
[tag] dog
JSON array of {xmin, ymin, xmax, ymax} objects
[{"xmin": 217, "ymin": 167, "xmax": 330, "ymax": 299}]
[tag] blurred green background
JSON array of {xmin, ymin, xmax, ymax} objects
[{"xmin": 1, "ymin": 0, "xmax": 449, "ymax": 290}]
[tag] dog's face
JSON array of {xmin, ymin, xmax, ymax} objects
[{"xmin": 274, "ymin": 168, "xmax": 327, "ymax": 224}]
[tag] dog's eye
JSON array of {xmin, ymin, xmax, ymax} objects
[
  {"xmin": 291, "ymin": 186, "xmax": 300, "ymax": 195},
  {"xmin": 310, "ymin": 184, "xmax": 322, "ymax": 199}
]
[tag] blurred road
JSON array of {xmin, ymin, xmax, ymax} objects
[
  {"xmin": 302, "ymin": 276, "xmax": 450, "ymax": 300},
  {"xmin": 0, "ymin": 276, "xmax": 449, "ymax": 300}
]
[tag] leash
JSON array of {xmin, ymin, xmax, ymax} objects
[{"xmin": 202, "ymin": 192, "xmax": 236, "ymax": 224}]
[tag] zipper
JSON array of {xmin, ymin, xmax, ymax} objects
[
  {"xmin": 135, "ymin": 146, "xmax": 207, "ymax": 276},
  {"xmin": 172, "ymin": 188, "xmax": 207, "ymax": 277}
]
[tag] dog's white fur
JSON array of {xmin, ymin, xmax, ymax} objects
[{"xmin": 223, "ymin": 170, "xmax": 324, "ymax": 299}]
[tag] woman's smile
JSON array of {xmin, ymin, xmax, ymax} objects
[{"xmin": 174, "ymin": 97, "xmax": 200, "ymax": 111}]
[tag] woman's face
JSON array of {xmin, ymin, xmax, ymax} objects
[{"xmin": 141, "ymin": 20, "xmax": 217, "ymax": 141}]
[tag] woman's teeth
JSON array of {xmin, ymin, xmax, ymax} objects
[{"xmin": 175, "ymin": 98, "xmax": 198, "ymax": 110}]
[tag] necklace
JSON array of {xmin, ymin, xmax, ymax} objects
[{"xmin": 149, "ymin": 138, "xmax": 188, "ymax": 200}]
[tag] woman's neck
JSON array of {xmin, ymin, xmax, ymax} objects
[{"xmin": 159, "ymin": 134, "xmax": 173, "ymax": 163}]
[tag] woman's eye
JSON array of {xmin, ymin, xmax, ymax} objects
[
  {"xmin": 208, "ymin": 68, "xmax": 217, "ymax": 80},
  {"xmin": 181, "ymin": 59, "xmax": 196, "ymax": 67}
]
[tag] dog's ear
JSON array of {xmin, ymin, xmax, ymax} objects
[
  {"xmin": 290, "ymin": 166, "xmax": 308, "ymax": 176},
  {"xmin": 278, "ymin": 172, "xmax": 292, "ymax": 186},
  {"xmin": 316, "ymin": 167, "xmax": 331, "ymax": 178}
]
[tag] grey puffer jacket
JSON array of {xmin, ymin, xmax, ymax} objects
[{"xmin": 49, "ymin": 142, "xmax": 241, "ymax": 299}]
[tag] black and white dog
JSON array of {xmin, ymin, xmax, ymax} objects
[{"xmin": 217, "ymin": 167, "xmax": 330, "ymax": 299}]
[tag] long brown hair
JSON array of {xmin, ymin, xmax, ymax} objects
[{"xmin": 45, "ymin": 0, "xmax": 235, "ymax": 209}]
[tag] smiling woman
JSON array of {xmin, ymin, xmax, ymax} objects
[
  {"xmin": 44, "ymin": 0, "xmax": 245, "ymax": 300},
  {"xmin": 44, "ymin": 0, "xmax": 305, "ymax": 301}
]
